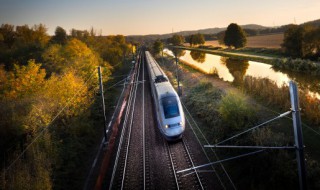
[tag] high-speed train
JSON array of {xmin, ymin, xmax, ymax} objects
[{"xmin": 145, "ymin": 51, "xmax": 185, "ymax": 140}]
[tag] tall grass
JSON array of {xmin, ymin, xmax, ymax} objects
[{"xmin": 242, "ymin": 76, "xmax": 320, "ymax": 126}]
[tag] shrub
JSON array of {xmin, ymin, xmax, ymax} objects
[
  {"xmin": 272, "ymin": 58, "xmax": 320, "ymax": 76},
  {"xmin": 218, "ymin": 92, "xmax": 256, "ymax": 132}
]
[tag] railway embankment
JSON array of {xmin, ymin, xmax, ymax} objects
[{"xmin": 157, "ymin": 55, "xmax": 320, "ymax": 189}]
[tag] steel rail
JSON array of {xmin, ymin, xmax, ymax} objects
[
  {"xmin": 184, "ymin": 115, "xmax": 227, "ymax": 190},
  {"xmin": 120, "ymin": 51, "xmax": 142, "ymax": 190},
  {"xmin": 165, "ymin": 140, "xmax": 180, "ymax": 190},
  {"xmin": 182, "ymin": 102, "xmax": 236, "ymax": 189},
  {"xmin": 109, "ymin": 52, "xmax": 141, "ymax": 190},
  {"xmin": 181, "ymin": 139, "xmax": 205, "ymax": 190},
  {"xmin": 142, "ymin": 52, "xmax": 146, "ymax": 190}
]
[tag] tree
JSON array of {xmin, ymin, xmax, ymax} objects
[
  {"xmin": 168, "ymin": 34, "xmax": 184, "ymax": 46},
  {"xmin": 281, "ymin": 24, "xmax": 304, "ymax": 58},
  {"xmin": 282, "ymin": 24, "xmax": 320, "ymax": 59},
  {"xmin": 301, "ymin": 25, "xmax": 320, "ymax": 59},
  {"xmin": 224, "ymin": 23, "xmax": 247, "ymax": 48},
  {"xmin": 187, "ymin": 33, "xmax": 205, "ymax": 47},
  {"xmin": 0, "ymin": 24, "xmax": 15, "ymax": 48},
  {"xmin": 194, "ymin": 33, "xmax": 205, "ymax": 46},
  {"xmin": 153, "ymin": 39, "xmax": 163, "ymax": 55},
  {"xmin": 186, "ymin": 34, "xmax": 195, "ymax": 46},
  {"xmin": 52, "ymin": 26, "xmax": 67, "ymax": 45}
]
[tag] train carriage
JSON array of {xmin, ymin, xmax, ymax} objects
[{"xmin": 145, "ymin": 51, "xmax": 185, "ymax": 140}]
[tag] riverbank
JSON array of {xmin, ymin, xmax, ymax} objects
[
  {"xmin": 171, "ymin": 45, "xmax": 320, "ymax": 78},
  {"xmin": 173, "ymin": 45, "xmax": 282, "ymax": 64},
  {"xmin": 156, "ymin": 54, "xmax": 320, "ymax": 189}
]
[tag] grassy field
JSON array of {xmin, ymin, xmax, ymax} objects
[{"xmin": 205, "ymin": 33, "xmax": 284, "ymax": 49}]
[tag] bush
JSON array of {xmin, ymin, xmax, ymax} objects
[
  {"xmin": 272, "ymin": 58, "xmax": 320, "ymax": 76},
  {"xmin": 218, "ymin": 92, "xmax": 256, "ymax": 133}
]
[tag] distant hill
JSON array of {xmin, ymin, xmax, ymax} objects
[
  {"xmin": 301, "ymin": 19, "xmax": 320, "ymax": 27},
  {"xmin": 127, "ymin": 24, "xmax": 269, "ymax": 44},
  {"xmin": 126, "ymin": 19, "xmax": 319, "ymax": 43}
]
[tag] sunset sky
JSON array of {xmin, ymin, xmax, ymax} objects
[{"xmin": 0, "ymin": 0, "xmax": 319, "ymax": 35}]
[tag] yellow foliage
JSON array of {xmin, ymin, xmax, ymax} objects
[
  {"xmin": 41, "ymin": 71, "xmax": 92, "ymax": 117},
  {"xmin": 1, "ymin": 60, "xmax": 46, "ymax": 100}
]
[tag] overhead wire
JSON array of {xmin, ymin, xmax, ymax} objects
[
  {"xmin": 182, "ymin": 102, "xmax": 236, "ymax": 190},
  {"xmin": 177, "ymin": 149, "xmax": 265, "ymax": 174},
  {"xmin": 214, "ymin": 110, "xmax": 292, "ymax": 146},
  {"xmin": 260, "ymin": 104, "xmax": 320, "ymax": 137}
]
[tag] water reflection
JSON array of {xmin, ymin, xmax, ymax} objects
[
  {"xmin": 190, "ymin": 50, "xmax": 206, "ymax": 63},
  {"xmin": 167, "ymin": 46, "xmax": 186, "ymax": 58},
  {"xmin": 272, "ymin": 67, "xmax": 320, "ymax": 93},
  {"xmin": 222, "ymin": 57, "xmax": 249, "ymax": 86},
  {"xmin": 163, "ymin": 48, "xmax": 320, "ymax": 98}
]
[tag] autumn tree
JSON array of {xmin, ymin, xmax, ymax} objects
[
  {"xmin": 224, "ymin": 23, "xmax": 247, "ymax": 48},
  {"xmin": 43, "ymin": 38, "xmax": 105, "ymax": 81}
]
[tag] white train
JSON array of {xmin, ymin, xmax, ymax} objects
[{"xmin": 145, "ymin": 51, "xmax": 185, "ymax": 140}]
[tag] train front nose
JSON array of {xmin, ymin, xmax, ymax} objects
[{"xmin": 163, "ymin": 122, "xmax": 185, "ymax": 140}]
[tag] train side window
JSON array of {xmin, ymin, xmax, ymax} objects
[{"xmin": 162, "ymin": 96, "xmax": 179, "ymax": 118}]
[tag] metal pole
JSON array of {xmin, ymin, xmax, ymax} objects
[
  {"xmin": 98, "ymin": 66, "xmax": 108, "ymax": 142},
  {"xmin": 175, "ymin": 54, "xmax": 181, "ymax": 96},
  {"xmin": 175, "ymin": 56, "xmax": 179, "ymax": 88},
  {"xmin": 289, "ymin": 81, "xmax": 307, "ymax": 190}
]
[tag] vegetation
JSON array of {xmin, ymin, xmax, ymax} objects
[
  {"xmin": 240, "ymin": 76, "xmax": 320, "ymax": 126},
  {"xmin": 185, "ymin": 80, "xmax": 320, "ymax": 190},
  {"xmin": 190, "ymin": 50, "xmax": 206, "ymax": 63},
  {"xmin": 168, "ymin": 34, "xmax": 185, "ymax": 46},
  {"xmin": 186, "ymin": 33, "xmax": 205, "ymax": 47},
  {"xmin": 0, "ymin": 23, "xmax": 132, "ymax": 189},
  {"xmin": 152, "ymin": 39, "xmax": 163, "ymax": 55},
  {"xmin": 159, "ymin": 54, "xmax": 320, "ymax": 189},
  {"xmin": 282, "ymin": 24, "xmax": 320, "ymax": 59},
  {"xmin": 223, "ymin": 23, "xmax": 247, "ymax": 49},
  {"xmin": 51, "ymin": 26, "xmax": 67, "ymax": 45},
  {"xmin": 272, "ymin": 58, "xmax": 320, "ymax": 76}
]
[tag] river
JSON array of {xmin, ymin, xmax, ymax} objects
[{"xmin": 164, "ymin": 49, "xmax": 320, "ymax": 98}]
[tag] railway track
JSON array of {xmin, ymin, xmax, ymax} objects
[
  {"xmin": 109, "ymin": 51, "xmax": 143, "ymax": 190},
  {"xmin": 166, "ymin": 139, "xmax": 205, "ymax": 190},
  {"xmin": 106, "ymin": 51, "xmax": 226, "ymax": 190}
]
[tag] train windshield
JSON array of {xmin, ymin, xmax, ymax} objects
[{"xmin": 162, "ymin": 97, "xmax": 180, "ymax": 119}]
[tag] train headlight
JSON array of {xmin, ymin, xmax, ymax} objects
[
  {"xmin": 179, "ymin": 121, "xmax": 183, "ymax": 125},
  {"xmin": 165, "ymin": 125, "xmax": 168, "ymax": 128}
]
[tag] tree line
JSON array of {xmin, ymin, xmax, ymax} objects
[
  {"xmin": 281, "ymin": 24, "xmax": 320, "ymax": 59},
  {"xmin": 152, "ymin": 22, "xmax": 320, "ymax": 61},
  {"xmin": 0, "ymin": 23, "xmax": 133, "ymax": 189}
]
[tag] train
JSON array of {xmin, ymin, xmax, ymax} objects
[{"xmin": 145, "ymin": 51, "xmax": 185, "ymax": 141}]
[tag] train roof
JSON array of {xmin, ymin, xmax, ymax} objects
[
  {"xmin": 155, "ymin": 82, "xmax": 178, "ymax": 99},
  {"xmin": 145, "ymin": 51, "xmax": 168, "ymax": 83},
  {"xmin": 145, "ymin": 51, "xmax": 178, "ymax": 99}
]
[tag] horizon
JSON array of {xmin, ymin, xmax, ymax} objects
[{"xmin": 1, "ymin": 0, "xmax": 319, "ymax": 36}]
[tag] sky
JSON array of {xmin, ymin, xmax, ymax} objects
[{"xmin": 0, "ymin": 0, "xmax": 319, "ymax": 36}]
